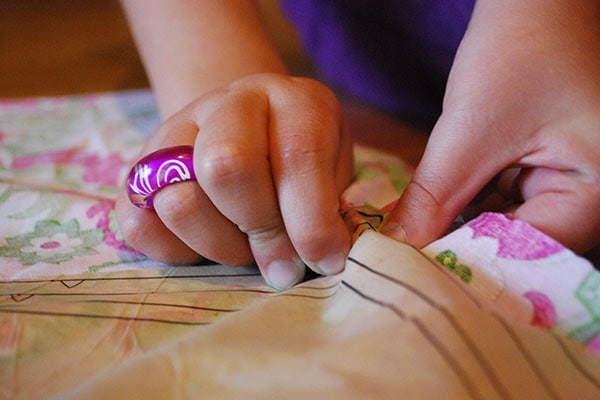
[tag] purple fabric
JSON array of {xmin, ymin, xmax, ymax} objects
[{"xmin": 281, "ymin": 0, "xmax": 475, "ymax": 127}]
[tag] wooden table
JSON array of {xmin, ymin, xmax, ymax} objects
[{"xmin": 1, "ymin": 0, "xmax": 148, "ymax": 97}]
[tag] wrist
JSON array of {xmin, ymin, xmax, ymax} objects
[{"xmin": 122, "ymin": 0, "xmax": 288, "ymax": 118}]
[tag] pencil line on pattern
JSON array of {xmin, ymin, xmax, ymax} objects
[{"xmin": 341, "ymin": 280, "xmax": 482, "ymax": 400}]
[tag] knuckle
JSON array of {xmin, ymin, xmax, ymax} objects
[
  {"xmin": 237, "ymin": 73, "xmax": 342, "ymax": 116},
  {"xmin": 196, "ymin": 143, "xmax": 254, "ymax": 186},
  {"xmin": 233, "ymin": 72, "xmax": 281, "ymax": 87},
  {"xmin": 277, "ymin": 134, "xmax": 322, "ymax": 169},
  {"xmin": 407, "ymin": 178, "xmax": 444, "ymax": 209},
  {"xmin": 242, "ymin": 215, "xmax": 287, "ymax": 243},
  {"xmin": 292, "ymin": 77, "xmax": 342, "ymax": 116}
]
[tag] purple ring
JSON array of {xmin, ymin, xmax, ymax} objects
[{"xmin": 127, "ymin": 145, "xmax": 196, "ymax": 208}]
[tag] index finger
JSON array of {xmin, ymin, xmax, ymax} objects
[{"xmin": 513, "ymin": 167, "xmax": 600, "ymax": 253}]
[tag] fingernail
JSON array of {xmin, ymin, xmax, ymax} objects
[
  {"xmin": 306, "ymin": 251, "xmax": 346, "ymax": 275},
  {"xmin": 265, "ymin": 259, "xmax": 305, "ymax": 291}
]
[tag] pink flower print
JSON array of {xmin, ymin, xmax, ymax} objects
[
  {"xmin": 21, "ymin": 233, "xmax": 83, "ymax": 259},
  {"xmin": 79, "ymin": 153, "xmax": 124, "ymax": 186},
  {"xmin": 12, "ymin": 149, "xmax": 126, "ymax": 186},
  {"xmin": 523, "ymin": 291, "xmax": 557, "ymax": 329},
  {"xmin": 87, "ymin": 201, "xmax": 144, "ymax": 256},
  {"xmin": 0, "ymin": 219, "xmax": 103, "ymax": 265},
  {"xmin": 0, "ymin": 97, "xmax": 39, "ymax": 110},
  {"xmin": 467, "ymin": 213, "xmax": 563, "ymax": 260},
  {"xmin": 585, "ymin": 333, "xmax": 600, "ymax": 356}
]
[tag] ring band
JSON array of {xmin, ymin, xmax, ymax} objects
[{"xmin": 127, "ymin": 145, "xmax": 195, "ymax": 208}]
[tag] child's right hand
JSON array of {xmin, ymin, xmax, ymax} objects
[{"xmin": 115, "ymin": 73, "xmax": 354, "ymax": 290}]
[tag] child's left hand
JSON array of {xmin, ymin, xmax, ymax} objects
[{"xmin": 383, "ymin": 0, "xmax": 600, "ymax": 254}]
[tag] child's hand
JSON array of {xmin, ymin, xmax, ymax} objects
[
  {"xmin": 115, "ymin": 74, "xmax": 354, "ymax": 289},
  {"xmin": 383, "ymin": 0, "xmax": 600, "ymax": 254}
]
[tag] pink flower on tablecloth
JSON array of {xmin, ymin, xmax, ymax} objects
[
  {"xmin": 0, "ymin": 97, "xmax": 39, "ymax": 110},
  {"xmin": 87, "ymin": 201, "xmax": 144, "ymax": 256},
  {"xmin": 523, "ymin": 291, "xmax": 557, "ymax": 329},
  {"xmin": 79, "ymin": 154, "xmax": 124, "ymax": 185},
  {"xmin": 21, "ymin": 233, "xmax": 83, "ymax": 259},
  {"xmin": 0, "ymin": 219, "xmax": 104, "ymax": 264},
  {"xmin": 585, "ymin": 334, "xmax": 600, "ymax": 355},
  {"xmin": 12, "ymin": 149, "xmax": 126, "ymax": 186},
  {"xmin": 467, "ymin": 213, "xmax": 563, "ymax": 260}
]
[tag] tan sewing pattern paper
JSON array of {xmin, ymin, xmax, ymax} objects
[{"xmin": 54, "ymin": 232, "xmax": 600, "ymax": 399}]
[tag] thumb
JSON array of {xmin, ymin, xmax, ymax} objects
[{"xmin": 380, "ymin": 114, "xmax": 512, "ymax": 248}]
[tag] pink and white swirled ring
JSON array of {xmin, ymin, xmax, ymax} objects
[{"xmin": 127, "ymin": 145, "xmax": 196, "ymax": 208}]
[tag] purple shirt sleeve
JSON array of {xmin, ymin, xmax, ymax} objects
[{"xmin": 280, "ymin": 0, "xmax": 475, "ymax": 127}]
